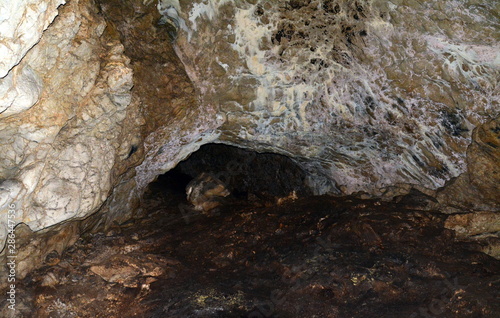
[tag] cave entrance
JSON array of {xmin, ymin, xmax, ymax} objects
[{"xmin": 147, "ymin": 143, "xmax": 311, "ymax": 212}]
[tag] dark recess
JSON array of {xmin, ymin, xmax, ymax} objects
[{"xmin": 154, "ymin": 143, "xmax": 310, "ymax": 199}]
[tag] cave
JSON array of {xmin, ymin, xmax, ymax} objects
[
  {"xmin": 0, "ymin": 0, "xmax": 499, "ymax": 317},
  {"xmin": 157, "ymin": 143, "xmax": 311, "ymax": 200}
]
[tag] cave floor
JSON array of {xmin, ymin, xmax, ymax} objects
[{"xmin": 12, "ymin": 186, "xmax": 500, "ymax": 317}]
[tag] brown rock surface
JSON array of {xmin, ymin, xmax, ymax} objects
[
  {"xmin": 1, "ymin": 182, "xmax": 498, "ymax": 317},
  {"xmin": 445, "ymin": 212, "xmax": 500, "ymax": 238},
  {"xmin": 436, "ymin": 117, "xmax": 500, "ymax": 212}
]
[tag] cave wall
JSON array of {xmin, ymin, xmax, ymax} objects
[
  {"xmin": 0, "ymin": 0, "xmax": 499, "ymax": 278},
  {"xmin": 0, "ymin": 0, "xmax": 143, "ymax": 276},
  {"xmin": 0, "ymin": 0, "xmax": 223, "ymax": 278},
  {"xmin": 160, "ymin": 0, "xmax": 499, "ymax": 199}
]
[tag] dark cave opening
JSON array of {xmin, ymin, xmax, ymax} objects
[{"xmin": 151, "ymin": 143, "xmax": 312, "ymax": 206}]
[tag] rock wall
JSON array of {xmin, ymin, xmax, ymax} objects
[
  {"xmin": 95, "ymin": 0, "xmax": 224, "ymax": 227},
  {"xmin": 0, "ymin": 0, "xmax": 221, "ymax": 277},
  {"xmin": 160, "ymin": 0, "xmax": 499, "ymax": 199},
  {"xmin": 0, "ymin": 0, "xmax": 143, "ymax": 275},
  {"xmin": 0, "ymin": 0, "xmax": 66, "ymax": 79},
  {"xmin": 0, "ymin": 0, "xmax": 499, "ymax": 278},
  {"xmin": 435, "ymin": 117, "xmax": 500, "ymax": 212}
]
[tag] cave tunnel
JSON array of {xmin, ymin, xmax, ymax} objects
[
  {"xmin": 150, "ymin": 143, "xmax": 311, "ymax": 203},
  {"xmin": 1, "ymin": 0, "xmax": 500, "ymax": 317}
]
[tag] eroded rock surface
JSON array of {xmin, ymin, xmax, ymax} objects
[
  {"xmin": 436, "ymin": 117, "xmax": 500, "ymax": 212},
  {"xmin": 95, "ymin": 0, "xmax": 225, "ymax": 222},
  {"xmin": 162, "ymin": 0, "xmax": 499, "ymax": 199},
  {"xmin": 0, "ymin": 0, "xmax": 65, "ymax": 78},
  {"xmin": 0, "ymin": 0, "xmax": 142, "ymax": 276},
  {"xmin": 0, "ymin": 0, "xmax": 498, "ymax": 286},
  {"xmin": 2, "ymin": 184, "xmax": 499, "ymax": 318}
]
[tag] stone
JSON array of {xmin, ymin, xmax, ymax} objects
[
  {"xmin": 0, "ymin": 0, "xmax": 66, "ymax": 78},
  {"xmin": 480, "ymin": 238, "xmax": 500, "ymax": 260},
  {"xmin": 90, "ymin": 259, "xmax": 141, "ymax": 287},
  {"xmin": 0, "ymin": 65, "xmax": 44, "ymax": 117},
  {"xmin": 0, "ymin": 0, "xmax": 146, "ymax": 287},
  {"xmin": 40, "ymin": 272, "xmax": 61, "ymax": 287},
  {"xmin": 0, "ymin": 0, "xmax": 141, "ymax": 251},
  {"xmin": 444, "ymin": 209, "xmax": 500, "ymax": 260},
  {"xmin": 435, "ymin": 117, "xmax": 500, "ymax": 212},
  {"xmin": 444, "ymin": 212, "xmax": 500, "ymax": 238},
  {"xmin": 0, "ymin": 221, "xmax": 80, "ymax": 280},
  {"xmin": 0, "ymin": 0, "xmax": 499, "ymax": 283},
  {"xmin": 163, "ymin": 0, "xmax": 499, "ymax": 198},
  {"xmin": 89, "ymin": 253, "xmax": 176, "ymax": 288},
  {"xmin": 186, "ymin": 173, "xmax": 230, "ymax": 213}
]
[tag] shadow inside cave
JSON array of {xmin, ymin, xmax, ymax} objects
[{"xmin": 162, "ymin": 143, "xmax": 312, "ymax": 199}]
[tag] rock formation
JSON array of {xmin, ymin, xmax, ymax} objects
[
  {"xmin": 0, "ymin": 0, "xmax": 141, "ymax": 277},
  {"xmin": 160, "ymin": 0, "xmax": 498, "ymax": 197},
  {"xmin": 186, "ymin": 172, "xmax": 230, "ymax": 213},
  {"xmin": 0, "ymin": 0, "xmax": 498, "ymax": 279}
]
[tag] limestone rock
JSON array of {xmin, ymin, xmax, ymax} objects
[
  {"xmin": 0, "ymin": 0, "xmax": 499, "ymax": 282},
  {"xmin": 445, "ymin": 212, "xmax": 500, "ymax": 238},
  {"xmin": 186, "ymin": 172, "xmax": 230, "ymax": 213},
  {"xmin": 467, "ymin": 117, "xmax": 500, "ymax": 208},
  {"xmin": 0, "ymin": 221, "xmax": 80, "ymax": 280},
  {"xmin": 444, "ymin": 211, "xmax": 500, "ymax": 260},
  {"xmin": 162, "ymin": 0, "xmax": 499, "ymax": 197},
  {"xmin": 89, "ymin": 253, "xmax": 176, "ymax": 288},
  {"xmin": 0, "ymin": 65, "xmax": 44, "ymax": 117},
  {"xmin": 90, "ymin": 257, "xmax": 142, "ymax": 287},
  {"xmin": 0, "ymin": 0, "xmax": 65, "ymax": 78},
  {"xmin": 436, "ymin": 117, "xmax": 500, "ymax": 212},
  {"xmin": 0, "ymin": 0, "xmax": 142, "ymax": 252}
]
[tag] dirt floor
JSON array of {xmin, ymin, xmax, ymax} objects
[{"xmin": 3, "ymin": 178, "xmax": 500, "ymax": 317}]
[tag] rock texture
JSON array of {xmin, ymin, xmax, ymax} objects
[
  {"xmin": 186, "ymin": 172, "xmax": 230, "ymax": 213},
  {"xmin": 94, "ymin": 0, "xmax": 224, "ymax": 228},
  {"xmin": 162, "ymin": 0, "xmax": 499, "ymax": 199},
  {"xmin": 0, "ymin": 0, "xmax": 65, "ymax": 78},
  {"xmin": 436, "ymin": 117, "xmax": 500, "ymax": 212},
  {"xmin": 0, "ymin": 0, "xmax": 143, "ymax": 276},
  {"xmin": 445, "ymin": 211, "xmax": 500, "ymax": 238},
  {"xmin": 0, "ymin": 0, "xmax": 499, "ymax": 280}
]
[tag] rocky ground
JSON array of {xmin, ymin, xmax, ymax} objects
[{"xmin": 2, "ymin": 178, "xmax": 499, "ymax": 318}]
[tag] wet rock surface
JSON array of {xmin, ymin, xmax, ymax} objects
[{"xmin": 3, "ymin": 182, "xmax": 499, "ymax": 317}]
